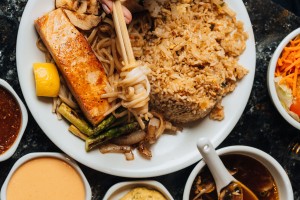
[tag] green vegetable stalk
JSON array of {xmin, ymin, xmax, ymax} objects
[
  {"xmin": 85, "ymin": 122, "xmax": 140, "ymax": 151},
  {"xmin": 90, "ymin": 114, "xmax": 116, "ymax": 137},
  {"xmin": 57, "ymin": 103, "xmax": 118, "ymax": 136},
  {"xmin": 58, "ymin": 103, "xmax": 94, "ymax": 136},
  {"xmin": 68, "ymin": 125, "xmax": 88, "ymax": 140}
]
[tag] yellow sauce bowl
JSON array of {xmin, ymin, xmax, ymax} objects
[{"xmin": 103, "ymin": 180, "xmax": 174, "ymax": 200}]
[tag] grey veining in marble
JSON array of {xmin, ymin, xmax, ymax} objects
[{"xmin": 0, "ymin": 0, "xmax": 300, "ymax": 199}]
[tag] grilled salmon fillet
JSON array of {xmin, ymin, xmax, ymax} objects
[{"xmin": 35, "ymin": 8, "xmax": 110, "ymax": 126}]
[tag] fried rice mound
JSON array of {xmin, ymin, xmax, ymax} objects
[{"xmin": 139, "ymin": 0, "xmax": 249, "ymax": 123}]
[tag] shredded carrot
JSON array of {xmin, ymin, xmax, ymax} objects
[
  {"xmin": 275, "ymin": 35, "xmax": 300, "ymax": 98},
  {"xmin": 284, "ymin": 46, "xmax": 300, "ymax": 51},
  {"xmin": 293, "ymin": 67, "xmax": 299, "ymax": 96},
  {"xmin": 290, "ymin": 39, "xmax": 300, "ymax": 45},
  {"xmin": 283, "ymin": 59, "xmax": 300, "ymax": 74},
  {"xmin": 283, "ymin": 59, "xmax": 293, "ymax": 64}
]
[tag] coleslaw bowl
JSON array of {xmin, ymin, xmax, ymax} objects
[{"xmin": 267, "ymin": 28, "xmax": 300, "ymax": 130}]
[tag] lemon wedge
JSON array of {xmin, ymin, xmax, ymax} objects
[{"xmin": 33, "ymin": 63, "xmax": 60, "ymax": 97}]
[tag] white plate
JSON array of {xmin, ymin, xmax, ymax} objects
[{"xmin": 16, "ymin": 0, "xmax": 256, "ymax": 177}]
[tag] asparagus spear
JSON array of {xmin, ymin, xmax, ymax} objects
[
  {"xmin": 90, "ymin": 114, "xmax": 116, "ymax": 137},
  {"xmin": 68, "ymin": 125, "xmax": 88, "ymax": 140},
  {"xmin": 58, "ymin": 103, "xmax": 118, "ymax": 136},
  {"xmin": 58, "ymin": 103, "xmax": 94, "ymax": 136},
  {"xmin": 85, "ymin": 122, "xmax": 140, "ymax": 151}
]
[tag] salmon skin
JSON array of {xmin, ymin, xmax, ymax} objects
[{"xmin": 35, "ymin": 8, "xmax": 110, "ymax": 126}]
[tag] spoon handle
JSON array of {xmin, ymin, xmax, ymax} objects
[{"xmin": 197, "ymin": 138, "xmax": 234, "ymax": 194}]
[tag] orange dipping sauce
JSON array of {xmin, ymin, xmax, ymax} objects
[
  {"xmin": 6, "ymin": 157, "xmax": 86, "ymax": 200},
  {"xmin": 0, "ymin": 86, "xmax": 22, "ymax": 155}
]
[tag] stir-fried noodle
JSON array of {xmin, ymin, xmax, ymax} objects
[{"xmin": 86, "ymin": 15, "xmax": 152, "ymax": 129}]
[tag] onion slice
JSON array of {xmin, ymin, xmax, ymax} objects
[
  {"xmin": 146, "ymin": 117, "xmax": 160, "ymax": 144},
  {"xmin": 138, "ymin": 141, "xmax": 152, "ymax": 159},
  {"xmin": 99, "ymin": 143, "xmax": 131, "ymax": 154},
  {"xmin": 124, "ymin": 151, "xmax": 134, "ymax": 161},
  {"xmin": 112, "ymin": 130, "xmax": 146, "ymax": 146}
]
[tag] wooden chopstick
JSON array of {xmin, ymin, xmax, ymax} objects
[
  {"xmin": 113, "ymin": 0, "xmax": 136, "ymax": 66},
  {"xmin": 112, "ymin": 2, "xmax": 128, "ymax": 66}
]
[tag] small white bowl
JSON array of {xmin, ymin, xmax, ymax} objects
[
  {"xmin": 183, "ymin": 146, "xmax": 293, "ymax": 200},
  {"xmin": 1, "ymin": 152, "xmax": 92, "ymax": 200},
  {"xmin": 0, "ymin": 79, "xmax": 28, "ymax": 161},
  {"xmin": 267, "ymin": 28, "xmax": 300, "ymax": 130},
  {"xmin": 103, "ymin": 180, "xmax": 174, "ymax": 200}
]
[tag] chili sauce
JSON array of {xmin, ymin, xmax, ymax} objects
[{"xmin": 0, "ymin": 86, "xmax": 22, "ymax": 155}]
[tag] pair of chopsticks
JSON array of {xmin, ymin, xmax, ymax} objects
[{"xmin": 112, "ymin": 0, "xmax": 135, "ymax": 67}]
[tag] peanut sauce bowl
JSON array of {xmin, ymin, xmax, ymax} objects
[
  {"xmin": 183, "ymin": 145, "xmax": 293, "ymax": 200},
  {"xmin": 1, "ymin": 152, "xmax": 92, "ymax": 200},
  {"xmin": 0, "ymin": 79, "xmax": 28, "ymax": 162}
]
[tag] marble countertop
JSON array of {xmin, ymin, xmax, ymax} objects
[{"xmin": 1, "ymin": 0, "xmax": 300, "ymax": 199}]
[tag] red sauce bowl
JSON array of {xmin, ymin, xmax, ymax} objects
[{"xmin": 0, "ymin": 79, "xmax": 28, "ymax": 161}]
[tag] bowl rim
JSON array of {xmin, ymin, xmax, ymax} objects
[
  {"xmin": 0, "ymin": 152, "xmax": 92, "ymax": 200},
  {"xmin": 0, "ymin": 79, "xmax": 28, "ymax": 162},
  {"xmin": 183, "ymin": 145, "xmax": 294, "ymax": 200},
  {"xmin": 267, "ymin": 28, "xmax": 300, "ymax": 130},
  {"xmin": 103, "ymin": 180, "xmax": 174, "ymax": 200}
]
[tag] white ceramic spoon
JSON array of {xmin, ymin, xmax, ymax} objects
[{"xmin": 197, "ymin": 138, "xmax": 258, "ymax": 200}]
